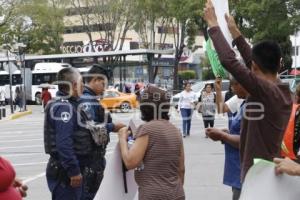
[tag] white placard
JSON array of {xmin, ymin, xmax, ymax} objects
[
  {"xmin": 240, "ymin": 160, "xmax": 300, "ymax": 200},
  {"xmin": 94, "ymin": 144, "xmax": 138, "ymax": 200},
  {"xmin": 211, "ymin": 0, "xmax": 232, "ymax": 46}
]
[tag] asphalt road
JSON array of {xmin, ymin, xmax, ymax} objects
[{"xmin": 0, "ymin": 106, "xmax": 231, "ymax": 200}]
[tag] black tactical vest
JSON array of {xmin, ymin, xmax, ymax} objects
[{"xmin": 44, "ymin": 99, "xmax": 95, "ymax": 156}]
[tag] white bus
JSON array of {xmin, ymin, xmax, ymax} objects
[
  {"xmin": 0, "ymin": 70, "xmax": 22, "ymax": 102},
  {"xmin": 0, "ymin": 63, "xmax": 72, "ymax": 104},
  {"xmin": 31, "ymin": 63, "xmax": 72, "ymax": 104},
  {"xmin": 0, "ymin": 63, "xmax": 93, "ymax": 104}
]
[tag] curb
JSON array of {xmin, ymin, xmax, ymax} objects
[{"xmin": 9, "ymin": 110, "xmax": 33, "ymax": 120}]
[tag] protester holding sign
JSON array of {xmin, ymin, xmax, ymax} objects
[
  {"xmin": 206, "ymin": 77, "xmax": 247, "ymax": 200},
  {"xmin": 274, "ymin": 157, "xmax": 300, "ymax": 176},
  {"xmin": 203, "ymin": 0, "xmax": 292, "ymax": 182},
  {"xmin": 118, "ymin": 85, "xmax": 185, "ymax": 200}
]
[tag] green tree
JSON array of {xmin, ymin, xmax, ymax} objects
[
  {"xmin": 231, "ymin": 0, "xmax": 300, "ymax": 71},
  {"xmin": 132, "ymin": 0, "xmax": 202, "ymax": 88},
  {"xmin": 0, "ymin": 0, "xmax": 19, "ymax": 27},
  {"xmin": 178, "ymin": 70, "xmax": 196, "ymax": 80},
  {"xmin": 167, "ymin": 0, "xmax": 202, "ymax": 90},
  {"xmin": 1, "ymin": 0, "xmax": 65, "ymax": 54}
]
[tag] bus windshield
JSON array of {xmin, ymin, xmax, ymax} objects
[{"xmin": 32, "ymin": 73, "xmax": 57, "ymax": 85}]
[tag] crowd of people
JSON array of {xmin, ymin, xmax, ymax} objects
[{"xmin": 1, "ymin": 0, "xmax": 300, "ymax": 200}]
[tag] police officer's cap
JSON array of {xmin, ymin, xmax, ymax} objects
[{"xmin": 86, "ymin": 65, "xmax": 112, "ymax": 83}]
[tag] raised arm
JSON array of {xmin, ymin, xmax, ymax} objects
[
  {"xmin": 215, "ymin": 78, "xmax": 230, "ymax": 114},
  {"xmin": 203, "ymin": 1, "xmax": 271, "ymax": 99},
  {"xmin": 225, "ymin": 14, "xmax": 252, "ymax": 69}
]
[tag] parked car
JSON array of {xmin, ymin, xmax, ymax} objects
[
  {"xmin": 279, "ymin": 75, "xmax": 300, "ymax": 93},
  {"xmin": 281, "ymin": 78, "xmax": 296, "ymax": 93},
  {"xmin": 171, "ymin": 80, "xmax": 230, "ymax": 108},
  {"xmin": 100, "ymin": 90, "xmax": 138, "ymax": 112}
]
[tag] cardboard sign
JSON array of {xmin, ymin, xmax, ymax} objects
[
  {"xmin": 211, "ymin": 0, "xmax": 232, "ymax": 46},
  {"xmin": 240, "ymin": 159, "xmax": 300, "ymax": 200},
  {"xmin": 94, "ymin": 144, "xmax": 138, "ymax": 200}
]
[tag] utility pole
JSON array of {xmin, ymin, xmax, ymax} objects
[
  {"xmin": 6, "ymin": 50, "xmax": 14, "ymax": 114},
  {"xmin": 15, "ymin": 43, "xmax": 27, "ymax": 111},
  {"xmin": 19, "ymin": 46, "xmax": 26, "ymax": 111}
]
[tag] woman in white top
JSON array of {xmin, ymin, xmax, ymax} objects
[{"xmin": 178, "ymin": 82, "xmax": 197, "ymax": 137}]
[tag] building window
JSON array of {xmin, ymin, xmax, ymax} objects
[
  {"xmin": 156, "ymin": 43, "xmax": 173, "ymax": 50},
  {"xmin": 130, "ymin": 42, "xmax": 139, "ymax": 50},
  {"xmin": 64, "ymin": 23, "xmax": 115, "ymax": 34},
  {"xmin": 157, "ymin": 26, "xmax": 179, "ymax": 34},
  {"xmin": 65, "ymin": 6, "xmax": 109, "ymax": 16}
]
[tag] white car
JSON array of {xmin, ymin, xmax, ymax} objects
[{"xmin": 171, "ymin": 80, "xmax": 230, "ymax": 108}]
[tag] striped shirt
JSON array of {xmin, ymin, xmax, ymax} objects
[{"xmin": 134, "ymin": 120, "xmax": 185, "ymax": 200}]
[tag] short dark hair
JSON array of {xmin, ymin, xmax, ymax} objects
[
  {"xmin": 252, "ymin": 41, "xmax": 282, "ymax": 74},
  {"xmin": 57, "ymin": 67, "xmax": 80, "ymax": 93},
  {"xmin": 140, "ymin": 85, "xmax": 171, "ymax": 122},
  {"xmin": 85, "ymin": 65, "xmax": 109, "ymax": 83},
  {"xmin": 204, "ymin": 83, "xmax": 214, "ymax": 90},
  {"xmin": 183, "ymin": 82, "xmax": 192, "ymax": 89}
]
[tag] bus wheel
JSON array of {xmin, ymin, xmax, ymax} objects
[{"xmin": 35, "ymin": 93, "xmax": 42, "ymax": 105}]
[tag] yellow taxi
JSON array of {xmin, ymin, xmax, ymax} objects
[{"xmin": 100, "ymin": 90, "xmax": 139, "ymax": 112}]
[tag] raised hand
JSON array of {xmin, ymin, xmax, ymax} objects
[
  {"xmin": 225, "ymin": 14, "xmax": 242, "ymax": 39},
  {"xmin": 203, "ymin": 0, "xmax": 219, "ymax": 28}
]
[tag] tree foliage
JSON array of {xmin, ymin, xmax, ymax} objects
[
  {"xmin": 231, "ymin": 0, "xmax": 300, "ymax": 71},
  {"xmin": 178, "ymin": 70, "xmax": 196, "ymax": 80},
  {"xmin": 0, "ymin": 0, "xmax": 65, "ymax": 54},
  {"xmin": 0, "ymin": 0, "xmax": 19, "ymax": 28}
]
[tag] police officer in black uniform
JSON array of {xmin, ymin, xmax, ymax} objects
[
  {"xmin": 79, "ymin": 65, "xmax": 125, "ymax": 200},
  {"xmin": 44, "ymin": 67, "xmax": 85, "ymax": 200}
]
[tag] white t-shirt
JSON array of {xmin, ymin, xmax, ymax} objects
[
  {"xmin": 225, "ymin": 95, "xmax": 245, "ymax": 113},
  {"xmin": 178, "ymin": 90, "xmax": 197, "ymax": 109}
]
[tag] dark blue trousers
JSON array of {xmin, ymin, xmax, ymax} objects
[
  {"xmin": 47, "ymin": 175, "xmax": 82, "ymax": 200},
  {"xmin": 181, "ymin": 108, "xmax": 193, "ymax": 136}
]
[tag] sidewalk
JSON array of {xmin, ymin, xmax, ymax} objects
[
  {"xmin": 0, "ymin": 105, "xmax": 33, "ymax": 121},
  {"xmin": 176, "ymin": 115, "xmax": 232, "ymax": 200}
]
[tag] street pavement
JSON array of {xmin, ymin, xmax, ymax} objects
[{"xmin": 0, "ymin": 106, "xmax": 231, "ymax": 200}]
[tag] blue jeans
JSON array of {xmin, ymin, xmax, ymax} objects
[{"xmin": 181, "ymin": 108, "xmax": 193, "ymax": 136}]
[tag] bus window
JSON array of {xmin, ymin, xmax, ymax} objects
[
  {"xmin": 0, "ymin": 75, "xmax": 9, "ymax": 85},
  {"xmin": 32, "ymin": 73, "xmax": 58, "ymax": 85},
  {"xmin": 12, "ymin": 74, "xmax": 22, "ymax": 85}
]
